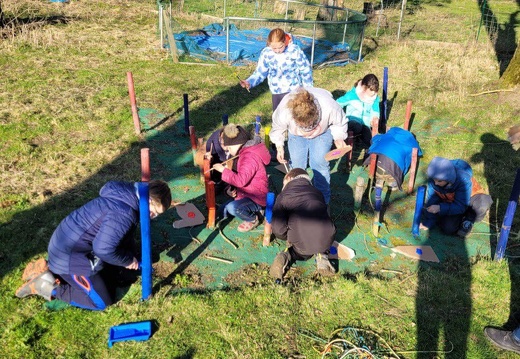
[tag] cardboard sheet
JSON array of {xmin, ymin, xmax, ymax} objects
[{"xmin": 391, "ymin": 245, "xmax": 440, "ymax": 263}]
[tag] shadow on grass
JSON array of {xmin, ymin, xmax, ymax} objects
[
  {"xmin": 476, "ymin": 0, "xmax": 519, "ymax": 76},
  {"xmin": 0, "ymin": 81, "xmax": 268, "ymax": 282},
  {"xmin": 415, "ymin": 229, "xmax": 471, "ymax": 358},
  {"xmin": 472, "ymin": 133, "xmax": 520, "ymax": 331}
]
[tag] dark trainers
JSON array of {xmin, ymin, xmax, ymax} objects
[
  {"xmin": 22, "ymin": 258, "xmax": 49, "ymax": 282},
  {"xmin": 16, "ymin": 271, "xmax": 57, "ymax": 301},
  {"xmin": 457, "ymin": 220, "xmax": 474, "ymax": 238},
  {"xmin": 316, "ymin": 253, "xmax": 336, "ymax": 276},
  {"xmin": 270, "ymin": 251, "xmax": 292, "ymax": 280},
  {"xmin": 484, "ymin": 327, "xmax": 520, "ymax": 354}
]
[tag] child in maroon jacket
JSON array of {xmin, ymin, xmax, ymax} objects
[{"xmin": 213, "ymin": 124, "xmax": 271, "ymax": 232}]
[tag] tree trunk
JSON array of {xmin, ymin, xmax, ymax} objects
[
  {"xmin": 0, "ymin": 1, "xmax": 4, "ymax": 28},
  {"xmin": 317, "ymin": 0, "xmax": 337, "ymax": 21},
  {"xmin": 501, "ymin": 42, "xmax": 520, "ymax": 85}
]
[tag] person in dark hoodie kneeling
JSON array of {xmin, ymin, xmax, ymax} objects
[
  {"xmin": 420, "ymin": 157, "xmax": 492, "ymax": 238},
  {"xmin": 16, "ymin": 180, "xmax": 172, "ymax": 310},
  {"xmin": 269, "ymin": 168, "xmax": 336, "ymax": 280}
]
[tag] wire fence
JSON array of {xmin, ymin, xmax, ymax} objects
[{"xmin": 157, "ymin": 0, "xmax": 367, "ymax": 65}]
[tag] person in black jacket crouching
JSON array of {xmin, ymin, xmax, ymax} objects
[{"xmin": 270, "ymin": 168, "xmax": 336, "ymax": 280}]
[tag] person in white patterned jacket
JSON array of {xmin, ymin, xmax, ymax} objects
[{"xmin": 239, "ymin": 28, "xmax": 313, "ymax": 111}]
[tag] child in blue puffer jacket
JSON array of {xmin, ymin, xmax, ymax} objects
[
  {"xmin": 420, "ymin": 157, "xmax": 492, "ymax": 237},
  {"xmin": 16, "ymin": 180, "xmax": 172, "ymax": 310}
]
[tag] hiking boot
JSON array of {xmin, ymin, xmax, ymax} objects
[
  {"xmin": 269, "ymin": 250, "xmax": 292, "ymax": 280},
  {"xmin": 22, "ymin": 258, "xmax": 49, "ymax": 282},
  {"xmin": 316, "ymin": 253, "xmax": 335, "ymax": 276},
  {"xmin": 457, "ymin": 220, "xmax": 474, "ymax": 238},
  {"xmin": 16, "ymin": 271, "xmax": 57, "ymax": 301},
  {"xmin": 484, "ymin": 327, "xmax": 520, "ymax": 354}
]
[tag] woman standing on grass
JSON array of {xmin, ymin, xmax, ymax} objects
[
  {"xmin": 239, "ymin": 28, "xmax": 313, "ymax": 111},
  {"xmin": 269, "ymin": 87, "xmax": 348, "ymax": 205}
]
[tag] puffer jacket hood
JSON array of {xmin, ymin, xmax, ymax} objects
[{"xmin": 427, "ymin": 157, "xmax": 456, "ymax": 184}]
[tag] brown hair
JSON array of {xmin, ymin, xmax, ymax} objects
[
  {"xmin": 287, "ymin": 89, "xmax": 319, "ymax": 128},
  {"xmin": 267, "ymin": 28, "xmax": 285, "ymax": 46},
  {"xmin": 284, "ymin": 168, "xmax": 308, "ymax": 182},
  {"xmin": 149, "ymin": 180, "xmax": 172, "ymax": 212},
  {"xmin": 357, "ymin": 73, "xmax": 379, "ymax": 92}
]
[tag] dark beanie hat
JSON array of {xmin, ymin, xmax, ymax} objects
[{"xmin": 222, "ymin": 124, "xmax": 250, "ymax": 146}]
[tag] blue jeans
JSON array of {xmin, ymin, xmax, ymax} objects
[
  {"xmin": 288, "ymin": 130, "xmax": 333, "ymax": 204},
  {"xmin": 513, "ymin": 326, "xmax": 520, "ymax": 344},
  {"xmin": 223, "ymin": 198, "xmax": 262, "ymax": 222}
]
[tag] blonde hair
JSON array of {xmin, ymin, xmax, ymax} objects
[
  {"xmin": 287, "ymin": 90, "xmax": 319, "ymax": 128},
  {"xmin": 267, "ymin": 28, "xmax": 285, "ymax": 46}
]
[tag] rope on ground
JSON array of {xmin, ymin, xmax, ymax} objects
[
  {"xmin": 188, "ymin": 226, "xmax": 202, "ymax": 244},
  {"xmin": 217, "ymin": 218, "xmax": 239, "ymax": 249},
  {"xmin": 298, "ymin": 327, "xmax": 401, "ymax": 359}
]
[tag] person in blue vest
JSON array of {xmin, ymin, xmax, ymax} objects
[
  {"xmin": 336, "ymin": 73, "xmax": 380, "ymax": 149},
  {"xmin": 364, "ymin": 127, "xmax": 422, "ymax": 191},
  {"xmin": 420, "ymin": 157, "xmax": 492, "ymax": 237},
  {"xmin": 15, "ymin": 180, "xmax": 172, "ymax": 310}
]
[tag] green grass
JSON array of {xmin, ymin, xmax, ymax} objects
[{"xmin": 1, "ymin": 0, "xmax": 520, "ymax": 357}]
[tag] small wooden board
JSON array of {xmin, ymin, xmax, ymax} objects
[
  {"xmin": 391, "ymin": 245, "xmax": 440, "ymax": 263},
  {"xmin": 324, "ymin": 146, "xmax": 352, "ymax": 161},
  {"xmin": 172, "ymin": 203, "xmax": 205, "ymax": 228},
  {"xmin": 329, "ymin": 241, "xmax": 355, "ymax": 260},
  {"xmin": 274, "ymin": 163, "xmax": 290, "ymax": 174}
]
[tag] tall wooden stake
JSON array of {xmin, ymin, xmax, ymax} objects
[{"xmin": 127, "ymin": 72, "xmax": 141, "ymax": 135}]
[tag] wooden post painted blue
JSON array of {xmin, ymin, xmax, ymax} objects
[{"xmin": 495, "ymin": 169, "xmax": 520, "ymax": 261}]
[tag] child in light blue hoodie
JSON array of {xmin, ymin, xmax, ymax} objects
[{"xmin": 336, "ymin": 74, "xmax": 380, "ymax": 148}]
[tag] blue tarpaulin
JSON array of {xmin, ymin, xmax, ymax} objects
[{"xmin": 172, "ymin": 23, "xmax": 353, "ymax": 66}]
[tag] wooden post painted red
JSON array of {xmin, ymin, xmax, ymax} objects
[
  {"xmin": 127, "ymin": 72, "xmax": 141, "ymax": 135},
  {"xmin": 141, "ymin": 148, "xmax": 150, "ymax": 182},
  {"xmin": 203, "ymin": 157, "xmax": 215, "ymax": 228},
  {"xmin": 408, "ymin": 147, "xmax": 418, "ymax": 194},
  {"xmin": 203, "ymin": 158, "xmax": 210, "ymax": 183},
  {"xmin": 404, "ymin": 100, "xmax": 413, "ymax": 130},
  {"xmin": 371, "ymin": 117, "xmax": 379, "ymax": 137},
  {"xmin": 206, "ymin": 181, "xmax": 216, "ymax": 229},
  {"xmin": 369, "ymin": 153, "xmax": 377, "ymax": 178}
]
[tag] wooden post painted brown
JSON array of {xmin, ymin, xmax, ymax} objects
[
  {"xmin": 404, "ymin": 100, "xmax": 413, "ymax": 130},
  {"xmin": 141, "ymin": 148, "xmax": 150, "ymax": 182},
  {"xmin": 127, "ymin": 72, "xmax": 140, "ymax": 135},
  {"xmin": 408, "ymin": 147, "xmax": 418, "ymax": 194}
]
